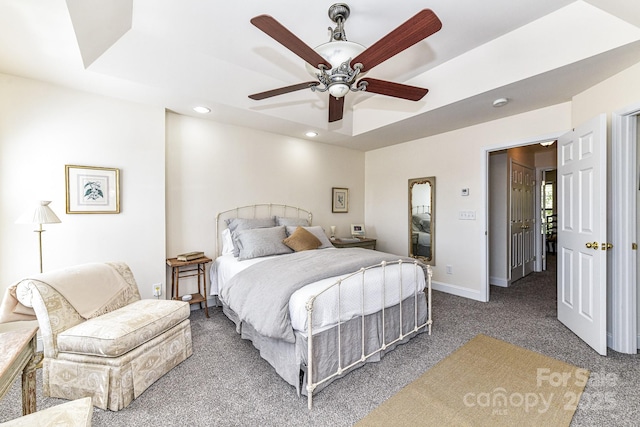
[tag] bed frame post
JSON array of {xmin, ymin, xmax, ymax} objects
[
  {"xmin": 427, "ymin": 264, "xmax": 433, "ymax": 334},
  {"xmin": 304, "ymin": 260, "xmax": 432, "ymax": 410},
  {"xmin": 306, "ymin": 297, "xmax": 316, "ymax": 409}
]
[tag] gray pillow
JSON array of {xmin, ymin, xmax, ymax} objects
[
  {"xmin": 236, "ymin": 226, "xmax": 293, "ymax": 261},
  {"xmin": 226, "ymin": 217, "xmax": 276, "ymax": 256},
  {"xmin": 276, "ymin": 216, "xmax": 310, "ymax": 227},
  {"xmin": 285, "ymin": 226, "xmax": 334, "ymax": 249}
]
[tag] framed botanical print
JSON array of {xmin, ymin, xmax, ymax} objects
[
  {"xmin": 65, "ymin": 165, "xmax": 120, "ymax": 214},
  {"xmin": 332, "ymin": 187, "xmax": 348, "ymax": 213}
]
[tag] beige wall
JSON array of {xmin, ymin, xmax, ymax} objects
[
  {"xmin": 365, "ymin": 59, "xmax": 640, "ymax": 302},
  {"xmin": 572, "ymin": 62, "xmax": 640, "ymax": 126},
  {"xmin": 365, "ymin": 103, "xmax": 572, "ymax": 300},
  {"xmin": 2, "ymin": 59, "xmax": 639, "ymax": 308},
  {"xmin": 0, "ymin": 73, "xmax": 166, "ymax": 299},
  {"xmin": 165, "ymin": 113, "xmax": 366, "ymax": 295}
]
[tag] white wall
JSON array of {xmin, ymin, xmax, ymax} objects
[
  {"xmin": 165, "ymin": 113, "xmax": 366, "ymax": 296},
  {"xmin": 572, "ymin": 62, "xmax": 640, "ymax": 126},
  {"xmin": 365, "ymin": 103, "xmax": 572, "ymax": 301},
  {"xmin": 489, "ymin": 152, "xmax": 508, "ymax": 286},
  {"xmin": 0, "ymin": 74, "xmax": 166, "ymax": 299}
]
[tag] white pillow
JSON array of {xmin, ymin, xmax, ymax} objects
[{"xmin": 221, "ymin": 228, "xmax": 234, "ymax": 255}]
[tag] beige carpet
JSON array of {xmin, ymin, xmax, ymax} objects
[{"xmin": 356, "ymin": 334, "xmax": 589, "ymax": 427}]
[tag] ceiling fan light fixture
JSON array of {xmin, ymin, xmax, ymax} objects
[
  {"xmin": 248, "ymin": 5, "xmax": 442, "ymax": 123},
  {"xmin": 328, "ymin": 83, "xmax": 351, "ymax": 98},
  {"xmin": 305, "ymin": 41, "xmax": 366, "ymax": 76}
]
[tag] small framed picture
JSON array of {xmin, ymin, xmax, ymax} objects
[
  {"xmin": 332, "ymin": 187, "xmax": 349, "ymax": 213},
  {"xmin": 65, "ymin": 165, "xmax": 120, "ymax": 214},
  {"xmin": 351, "ymin": 224, "xmax": 365, "ymax": 237}
]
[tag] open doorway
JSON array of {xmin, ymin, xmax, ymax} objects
[
  {"xmin": 488, "ymin": 142, "xmax": 557, "ymax": 291},
  {"xmin": 483, "ymin": 108, "xmax": 638, "ymax": 354},
  {"xmin": 541, "ymin": 169, "xmax": 557, "ymax": 272}
]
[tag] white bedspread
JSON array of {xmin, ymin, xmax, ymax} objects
[{"xmin": 211, "ymin": 249, "xmax": 426, "ymax": 335}]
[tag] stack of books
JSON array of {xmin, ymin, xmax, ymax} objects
[{"xmin": 176, "ymin": 251, "xmax": 204, "ymax": 261}]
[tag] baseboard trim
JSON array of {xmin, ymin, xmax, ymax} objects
[
  {"xmin": 188, "ymin": 297, "xmax": 217, "ymax": 311},
  {"xmin": 490, "ymin": 276, "xmax": 509, "ymax": 287},
  {"xmin": 432, "ymin": 281, "xmax": 486, "ymax": 302}
]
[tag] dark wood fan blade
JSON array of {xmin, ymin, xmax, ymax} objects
[
  {"xmin": 249, "ymin": 82, "xmax": 319, "ymax": 100},
  {"xmin": 352, "ymin": 9, "xmax": 442, "ymax": 72},
  {"xmin": 251, "ymin": 15, "xmax": 332, "ymax": 69},
  {"xmin": 328, "ymin": 96, "xmax": 345, "ymax": 122},
  {"xmin": 360, "ymin": 78, "xmax": 428, "ymax": 101}
]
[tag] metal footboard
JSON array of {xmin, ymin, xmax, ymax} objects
[{"xmin": 305, "ymin": 260, "xmax": 432, "ymax": 409}]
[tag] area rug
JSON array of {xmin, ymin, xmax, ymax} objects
[{"xmin": 356, "ymin": 334, "xmax": 589, "ymax": 427}]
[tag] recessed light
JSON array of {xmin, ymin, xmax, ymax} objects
[
  {"xmin": 193, "ymin": 106, "xmax": 211, "ymax": 114},
  {"xmin": 492, "ymin": 98, "xmax": 509, "ymax": 107},
  {"xmin": 305, "ymin": 131, "xmax": 318, "ymax": 137}
]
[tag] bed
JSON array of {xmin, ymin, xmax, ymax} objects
[
  {"xmin": 411, "ymin": 207, "xmax": 432, "ymax": 259},
  {"xmin": 210, "ymin": 204, "xmax": 432, "ymax": 408}
]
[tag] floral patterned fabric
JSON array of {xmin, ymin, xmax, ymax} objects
[
  {"xmin": 21, "ymin": 262, "xmax": 193, "ymax": 411},
  {"xmin": 57, "ymin": 299, "xmax": 189, "ymax": 357},
  {"xmin": 0, "ymin": 397, "xmax": 93, "ymax": 426}
]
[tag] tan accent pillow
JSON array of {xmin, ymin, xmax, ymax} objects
[{"xmin": 283, "ymin": 226, "xmax": 322, "ymax": 252}]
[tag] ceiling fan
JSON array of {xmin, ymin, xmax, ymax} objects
[{"xmin": 248, "ymin": 3, "xmax": 442, "ymax": 123}]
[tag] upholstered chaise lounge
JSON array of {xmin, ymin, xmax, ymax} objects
[{"xmin": 15, "ymin": 262, "xmax": 192, "ymax": 411}]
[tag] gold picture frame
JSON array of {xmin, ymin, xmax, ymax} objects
[
  {"xmin": 332, "ymin": 187, "xmax": 348, "ymax": 213},
  {"xmin": 65, "ymin": 165, "xmax": 120, "ymax": 214}
]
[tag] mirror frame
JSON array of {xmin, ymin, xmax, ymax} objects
[{"xmin": 408, "ymin": 176, "xmax": 435, "ymax": 265}]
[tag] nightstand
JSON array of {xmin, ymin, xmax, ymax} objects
[
  {"xmin": 332, "ymin": 237, "xmax": 377, "ymax": 250},
  {"xmin": 166, "ymin": 256, "xmax": 211, "ymax": 318}
]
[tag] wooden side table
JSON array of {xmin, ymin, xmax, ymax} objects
[
  {"xmin": 0, "ymin": 326, "xmax": 39, "ymax": 415},
  {"xmin": 332, "ymin": 237, "xmax": 377, "ymax": 250},
  {"xmin": 166, "ymin": 256, "xmax": 212, "ymax": 318}
]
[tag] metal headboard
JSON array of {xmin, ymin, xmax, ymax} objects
[{"xmin": 215, "ymin": 203, "xmax": 313, "ymax": 257}]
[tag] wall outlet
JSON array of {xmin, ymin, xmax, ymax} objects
[
  {"xmin": 152, "ymin": 283, "xmax": 162, "ymax": 297},
  {"xmin": 446, "ymin": 265, "xmax": 453, "ymax": 274}
]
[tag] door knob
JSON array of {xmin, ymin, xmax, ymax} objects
[{"xmin": 585, "ymin": 241, "xmax": 599, "ymax": 250}]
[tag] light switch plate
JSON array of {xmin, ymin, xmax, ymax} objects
[{"xmin": 459, "ymin": 210, "xmax": 476, "ymax": 220}]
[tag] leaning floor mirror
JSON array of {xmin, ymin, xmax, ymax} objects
[{"xmin": 409, "ymin": 176, "xmax": 435, "ymax": 264}]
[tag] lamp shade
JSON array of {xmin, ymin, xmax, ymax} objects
[{"xmin": 16, "ymin": 201, "xmax": 62, "ymax": 225}]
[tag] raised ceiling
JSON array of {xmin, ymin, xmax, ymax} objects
[{"xmin": 1, "ymin": 0, "xmax": 640, "ymax": 151}]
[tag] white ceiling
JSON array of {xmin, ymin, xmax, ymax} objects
[{"xmin": 1, "ymin": 0, "xmax": 640, "ymax": 151}]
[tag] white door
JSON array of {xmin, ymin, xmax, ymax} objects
[
  {"xmin": 557, "ymin": 114, "xmax": 607, "ymax": 355},
  {"xmin": 510, "ymin": 162, "xmax": 536, "ymax": 281},
  {"xmin": 522, "ymin": 166, "xmax": 536, "ymax": 276}
]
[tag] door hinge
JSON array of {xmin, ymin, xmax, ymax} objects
[{"xmin": 633, "ymin": 243, "xmax": 638, "ymax": 250}]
